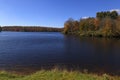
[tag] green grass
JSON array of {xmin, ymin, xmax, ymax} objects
[{"xmin": 0, "ymin": 69, "xmax": 119, "ymax": 80}]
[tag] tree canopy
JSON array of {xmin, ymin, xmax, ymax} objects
[
  {"xmin": 96, "ymin": 11, "xmax": 118, "ymax": 19},
  {"xmin": 63, "ymin": 11, "xmax": 120, "ymax": 37}
]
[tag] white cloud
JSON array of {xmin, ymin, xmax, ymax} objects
[
  {"xmin": 110, "ymin": 9, "xmax": 120, "ymax": 13},
  {"xmin": 81, "ymin": 16, "xmax": 89, "ymax": 19}
]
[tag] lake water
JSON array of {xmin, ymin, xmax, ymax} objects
[{"xmin": 0, "ymin": 32, "xmax": 120, "ymax": 75}]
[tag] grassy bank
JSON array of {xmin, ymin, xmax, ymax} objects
[{"xmin": 0, "ymin": 69, "xmax": 119, "ymax": 80}]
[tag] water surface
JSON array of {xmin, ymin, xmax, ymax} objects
[{"xmin": 0, "ymin": 32, "xmax": 120, "ymax": 75}]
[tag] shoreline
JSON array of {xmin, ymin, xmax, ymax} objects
[{"xmin": 64, "ymin": 31, "xmax": 120, "ymax": 39}]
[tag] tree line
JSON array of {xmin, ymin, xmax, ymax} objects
[
  {"xmin": 0, "ymin": 26, "xmax": 2, "ymax": 31},
  {"xmin": 63, "ymin": 11, "xmax": 120, "ymax": 38},
  {"xmin": 1, "ymin": 26, "xmax": 63, "ymax": 32}
]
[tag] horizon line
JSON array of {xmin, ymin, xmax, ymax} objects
[{"xmin": 1, "ymin": 25, "xmax": 63, "ymax": 28}]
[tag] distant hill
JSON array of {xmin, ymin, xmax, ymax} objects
[{"xmin": 2, "ymin": 26, "xmax": 63, "ymax": 32}]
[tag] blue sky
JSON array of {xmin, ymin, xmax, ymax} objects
[{"xmin": 0, "ymin": 0, "xmax": 120, "ymax": 28}]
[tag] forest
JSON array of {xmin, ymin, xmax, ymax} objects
[
  {"xmin": 63, "ymin": 11, "xmax": 120, "ymax": 38},
  {"xmin": 0, "ymin": 26, "xmax": 2, "ymax": 31},
  {"xmin": 1, "ymin": 26, "xmax": 63, "ymax": 32}
]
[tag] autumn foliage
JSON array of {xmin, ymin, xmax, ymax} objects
[{"xmin": 63, "ymin": 11, "xmax": 120, "ymax": 37}]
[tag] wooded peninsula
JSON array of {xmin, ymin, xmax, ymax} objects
[{"xmin": 63, "ymin": 11, "xmax": 120, "ymax": 38}]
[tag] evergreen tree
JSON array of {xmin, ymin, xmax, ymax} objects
[{"xmin": 110, "ymin": 11, "xmax": 118, "ymax": 19}]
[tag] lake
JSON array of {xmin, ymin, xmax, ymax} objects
[{"xmin": 0, "ymin": 32, "xmax": 120, "ymax": 75}]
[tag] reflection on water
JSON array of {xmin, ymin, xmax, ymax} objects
[{"xmin": 0, "ymin": 32, "xmax": 120, "ymax": 75}]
